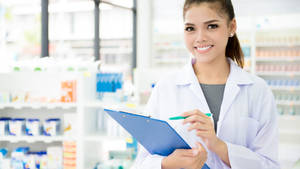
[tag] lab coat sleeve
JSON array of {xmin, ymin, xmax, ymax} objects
[
  {"xmin": 131, "ymin": 144, "xmax": 164, "ymax": 169},
  {"xmin": 131, "ymin": 83, "xmax": 165, "ymax": 169},
  {"xmin": 221, "ymin": 88, "xmax": 280, "ymax": 169}
]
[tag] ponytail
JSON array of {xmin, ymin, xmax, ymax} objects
[{"xmin": 226, "ymin": 34, "xmax": 244, "ymax": 68}]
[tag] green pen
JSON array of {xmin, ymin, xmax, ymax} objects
[{"xmin": 169, "ymin": 113, "xmax": 211, "ymax": 120}]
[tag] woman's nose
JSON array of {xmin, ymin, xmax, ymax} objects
[{"xmin": 195, "ymin": 30, "xmax": 207, "ymax": 42}]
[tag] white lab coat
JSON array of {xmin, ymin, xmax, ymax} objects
[{"xmin": 131, "ymin": 58, "xmax": 280, "ymax": 169}]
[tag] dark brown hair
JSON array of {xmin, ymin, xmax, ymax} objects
[{"xmin": 183, "ymin": 0, "xmax": 244, "ymax": 68}]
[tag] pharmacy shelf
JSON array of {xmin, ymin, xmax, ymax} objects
[
  {"xmin": 84, "ymin": 101, "xmax": 129, "ymax": 108},
  {"xmin": 0, "ymin": 136, "xmax": 76, "ymax": 143},
  {"xmin": 84, "ymin": 135, "xmax": 125, "ymax": 142},
  {"xmin": 153, "ymin": 57, "xmax": 189, "ymax": 64},
  {"xmin": 278, "ymin": 115, "xmax": 300, "ymax": 145},
  {"xmin": 270, "ymin": 86, "xmax": 300, "ymax": 91},
  {"xmin": 276, "ymin": 100, "xmax": 300, "ymax": 106},
  {"xmin": 279, "ymin": 115, "xmax": 300, "ymax": 121},
  {"xmin": 84, "ymin": 101, "xmax": 144, "ymax": 111},
  {"xmin": 257, "ymin": 72, "xmax": 300, "ymax": 77},
  {"xmin": 0, "ymin": 102, "xmax": 77, "ymax": 109},
  {"xmin": 154, "ymin": 46, "xmax": 186, "ymax": 50},
  {"xmin": 256, "ymin": 43, "xmax": 300, "ymax": 47},
  {"xmin": 279, "ymin": 129, "xmax": 300, "ymax": 136},
  {"xmin": 256, "ymin": 57, "xmax": 300, "ymax": 62}
]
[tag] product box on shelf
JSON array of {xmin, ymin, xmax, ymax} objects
[
  {"xmin": 63, "ymin": 114, "xmax": 77, "ymax": 137},
  {"xmin": 0, "ymin": 117, "xmax": 10, "ymax": 136},
  {"xmin": 25, "ymin": 119, "xmax": 40, "ymax": 136},
  {"xmin": 43, "ymin": 118, "xmax": 61, "ymax": 136},
  {"xmin": 9, "ymin": 118, "xmax": 25, "ymax": 136},
  {"xmin": 63, "ymin": 141, "xmax": 77, "ymax": 169},
  {"xmin": 47, "ymin": 147, "xmax": 63, "ymax": 169},
  {"xmin": 61, "ymin": 80, "xmax": 77, "ymax": 103}
]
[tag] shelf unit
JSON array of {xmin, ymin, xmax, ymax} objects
[
  {"xmin": 0, "ymin": 103, "xmax": 77, "ymax": 109},
  {"xmin": 0, "ymin": 72, "xmax": 138, "ymax": 169},
  {"xmin": 0, "ymin": 136, "xmax": 76, "ymax": 143},
  {"xmin": 254, "ymin": 29, "xmax": 300, "ymax": 119}
]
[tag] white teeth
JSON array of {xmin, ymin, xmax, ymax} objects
[{"xmin": 197, "ymin": 46, "xmax": 212, "ymax": 51}]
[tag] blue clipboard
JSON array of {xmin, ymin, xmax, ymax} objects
[{"xmin": 104, "ymin": 109, "xmax": 210, "ymax": 169}]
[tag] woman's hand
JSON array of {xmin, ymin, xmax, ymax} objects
[
  {"xmin": 162, "ymin": 142, "xmax": 207, "ymax": 169},
  {"xmin": 182, "ymin": 109, "xmax": 220, "ymax": 151},
  {"xmin": 182, "ymin": 109, "xmax": 231, "ymax": 167}
]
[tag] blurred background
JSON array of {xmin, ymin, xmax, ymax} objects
[{"xmin": 0, "ymin": 0, "xmax": 300, "ymax": 168}]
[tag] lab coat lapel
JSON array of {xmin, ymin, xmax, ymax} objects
[
  {"xmin": 218, "ymin": 59, "xmax": 253, "ymax": 128},
  {"xmin": 188, "ymin": 78, "xmax": 211, "ymax": 114},
  {"xmin": 182, "ymin": 61, "xmax": 211, "ymax": 114},
  {"xmin": 218, "ymin": 80, "xmax": 240, "ymax": 124},
  {"xmin": 176, "ymin": 59, "xmax": 252, "ymax": 120}
]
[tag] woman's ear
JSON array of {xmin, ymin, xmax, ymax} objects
[{"xmin": 229, "ymin": 18, "xmax": 237, "ymax": 36}]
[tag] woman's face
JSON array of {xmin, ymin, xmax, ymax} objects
[{"xmin": 183, "ymin": 3, "xmax": 236, "ymax": 64}]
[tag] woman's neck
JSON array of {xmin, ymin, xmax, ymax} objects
[{"xmin": 192, "ymin": 57, "xmax": 230, "ymax": 84}]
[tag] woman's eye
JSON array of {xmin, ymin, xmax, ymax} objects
[
  {"xmin": 208, "ymin": 24, "xmax": 218, "ymax": 29},
  {"xmin": 185, "ymin": 27, "xmax": 194, "ymax": 32}
]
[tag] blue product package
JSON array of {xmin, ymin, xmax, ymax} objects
[
  {"xmin": 116, "ymin": 73, "xmax": 123, "ymax": 90},
  {"xmin": 9, "ymin": 118, "xmax": 25, "ymax": 136},
  {"xmin": 278, "ymin": 80, "xmax": 284, "ymax": 86},
  {"xmin": 11, "ymin": 147, "xmax": 29, "ymax": 169},
  {"xmin": 43, "ymin": 118, "xmax": 60, "ymax": 136},
  {"xmin": 296, "ymin": 80, "xmax": 300, "ymax": 86},
  {"xmin": 26, "ymin": 119, "xmax": 40, "ymax": 136},
  {"xmin": 36, "ymin": 151, "xmax": 47, "ymax": 169},
  {"xmin": 0, "ymin": 117, "xmax": 11, "ymax": 136},
  {"xmin": 0, "ymin": 148, "xmax": 7, "ymax": 157},
  {"xmin": 269, "ymin": 79, "xmax": 275, "ymax": 86},
  {"xmin": 108, "ymin": 73, "xmax": 114, "ymax": 92},
  {"xmin": 102, "ymin": 73, "xmax": 107, "ymax": 92},
  {"xmin": 290, "ymin": 80, "xmax": 296, "ymax": 87}
]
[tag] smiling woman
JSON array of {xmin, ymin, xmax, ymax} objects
[
  {"xmin": 132, "ymin": 0, "xmax": 280, "ymax": 169},
  {"xmin": 183, "ymin": 0, "xmax": 243, "ymax": 69}
]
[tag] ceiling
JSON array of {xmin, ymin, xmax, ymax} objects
[
  {"xmin": 154, "ymin": 0, "xmax": 300, "ymax": 18},
  {"xmin": 232, "ymin": 0, "xmax": 300, "ymax": 16}
]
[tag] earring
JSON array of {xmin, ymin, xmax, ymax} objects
[{"xmin": 230, "ymin": 33, "xmax": 234, "ymax": 37}]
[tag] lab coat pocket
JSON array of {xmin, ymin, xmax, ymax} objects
[{"xmin": 239, "ymin": 117, "xmax": 259, "ymax": 147}]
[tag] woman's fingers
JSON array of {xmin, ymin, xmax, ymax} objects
[
  {"xmin": 183, "ymin": 115, "xmax": 208, "ymax": 125},
  {"xmin": 182, "ymin": 109, "xmax": 210, "ymax": 119},
  {"xmin": 196, "ymin": 142, "xmax": 207, "ymax": 161},
  {"xmin": 187, "ymin": 122, "xmax": 208, "ymax": 131},
  {"xmin": 175, "ymin": 149, "xmax": 199, "ymax": 157},
  {"xmin": 196, "ymin": 130, "xmax": 211, "ymax": 137},
  {"xmin": 196, "ymin": 142, "xmax": 206, "ymax": 152}
]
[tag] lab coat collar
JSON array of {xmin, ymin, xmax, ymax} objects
[
  {"xmin": 175, "ymin": 58, "xmax": 254, "ymax": 86},
  {"xmin": 175, "ymin": 58, "xmax": 254, "ymax": 131}
]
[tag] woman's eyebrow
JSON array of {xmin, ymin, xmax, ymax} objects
[
  {"xmin": 184, "ymin": 23, "xmax": 195, "ymax": 26},
  {"xmin": 204, "ymin": 19, "xmax": 220, "ymax": 24},
  {"xmin": 185, "ymin": 20, "xmax": 220, "ymax": 26}
]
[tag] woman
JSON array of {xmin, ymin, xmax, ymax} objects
[{"xmin": 132, "ymin": 0, "xmax": 280, "ymax": 168}]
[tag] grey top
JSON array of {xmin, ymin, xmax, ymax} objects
[{"xmin": 200, "ymin": 83, "xmax": 225, "ymax": 133}]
